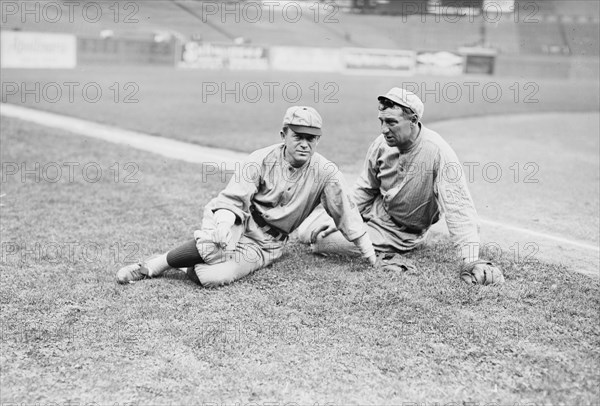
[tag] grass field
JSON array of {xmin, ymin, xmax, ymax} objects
[
  {"xmin": 3, "ymin": 66, "xmax": 599, "ymax": 167},
  {"xmin": 1, "ymin": 117, "xmax": 599, "ymax": 404},
  {"xmin": 430, "ymin": 113, "xmax": 600, "ymax": 245},
  {"xmin": 3, "ymin": 66, "xmax": 599, "ymax": 247},
  {"xmin": 2, "ymin": 1, "xmax": 600, "ymax": 402}
]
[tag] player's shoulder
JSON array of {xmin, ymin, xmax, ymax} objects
[
  {"xmin": 372, "ymin": 134, "xmax": 386, "ymax": 147},
  {"xmin": 310, "ymin": 151, "xmax": 340, "ymax": 172},
  {"xmin": 420, "ymin": 125, "xmax": 455, "ymax": 153},
  {"xmin": 365, "ymin": 134, "xmax": 387, "ymax": 156},
  {"xmin": 308, "ymin": 152, "xmax": 345, "ymax": 185},
  {"xmin": 246, "ymin": 143, "xmax": 283, "ymax": 164}
]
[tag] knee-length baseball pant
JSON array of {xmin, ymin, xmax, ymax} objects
[{"xmin": 167, "ymin": 215, "xmax": 286, "ymax": 288}]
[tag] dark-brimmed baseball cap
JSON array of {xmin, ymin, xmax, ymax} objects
[
  {"xmin": 283, "ymin": 106, "xmax": 322, "ymax": 136},
  {"xmin": 378, "ymin": 87, "xmax": 424, "ymax": 120}
]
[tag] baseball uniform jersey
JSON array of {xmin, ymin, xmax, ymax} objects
[
  {"xmin": 193, "ymin": 142, "xmax": 371, "ymax": 287},
  {"xmin": 300, "ymin": 123, "xmax": 480, "ymax": 262}
]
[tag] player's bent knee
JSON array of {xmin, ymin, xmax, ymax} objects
[
  {"xmin": 199, "ymin": 274, "xmax": 235, "ymax": 288},
  {"xmin": 311, "ymin": 238, "xmax": 340, "ymax": 254},
  {"xmin": 197, "ymin": 272, "xmax": 234, "ymax": 288},
  {"xmin": 295, "ymin": 221, "xmax": 313, "ymax": 244},
  {"xmin": 194, "ymin": 265, "xmax": 237, "ymax": 288}
]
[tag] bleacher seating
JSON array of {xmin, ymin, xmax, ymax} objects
[
  {"xmin": 517, "ymin": 20, "xmax": 569, "ymax": 55},
  {"xmin": 484, "ymin": 16, "xmax": 520, "ymax": 54},
  {"xmin": 548, "ymin": 0, "xmax": 600, "ymax": 17},
  {"xmin": 2, "ymin": 0, "xmax": 597, "ymax": 58}
]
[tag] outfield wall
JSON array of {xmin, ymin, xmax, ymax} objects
[
  {"xmin": 1, "ymin": 31, "xmax": 597, "ymax": 80},
  {"xmin": 0, "ymin": 31, "xmax": 77, "ymax": 69},
  {"xmin": 177, "ymin": 42, "xmax": 599, "ymax": 80},
  {"xmin": 77, "ymin": 37, "xmax": 177, "ymax": 66}
]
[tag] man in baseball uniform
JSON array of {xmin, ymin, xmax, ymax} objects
[
  {"xmin": 117, "ymin": 106, "xmax": 377, "ymax": 287},
  {"xmin": 298, "ymin": 88, "xmax": 501, "ymax": 283}
]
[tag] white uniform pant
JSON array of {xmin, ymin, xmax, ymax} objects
[
  {"xmin": 297, "ymin": 199, "xmax": 428, "ymax": 257},
  {"xmin": 189, "ymin": 206, "xmax": 286, "ymax": 288}
]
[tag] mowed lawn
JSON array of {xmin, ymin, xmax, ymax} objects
[
  {"xmin": 4, "ymin": 66, "xmax": 600, "ymax": 267},
  {"xmin": 3, "ymin": 66, "xmax": 599, "ymax": 168},
  {"xmin": 1, "ymin": 118, "xmax": 599, "ymax": 404}
]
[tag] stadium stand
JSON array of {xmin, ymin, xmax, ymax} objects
[
  {"xmin": 176, "ymin": 0, "xmax": 356, "ymax": 47},
  {"xmin": 545, "ymin": 0, "xmax": 600, "ymax": 18},
  {"xmin": 483, "ymin": 16, "xmax": 520, "ymax": 54},
  {"xmin": 2, "ymin": 0, "xmax": 597, "ymax": 73},
  {"xmin": 517, "ymin": 19, "xmax": 569, "ymax": 55}
]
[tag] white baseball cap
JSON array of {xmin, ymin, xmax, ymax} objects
[
  {"xmin": 378, "ymin": 87, "xmax": 425, "ymax": 120},
  {"xmin": 283, "ymin": 106, "xmax": 323, "ymax": 136}
]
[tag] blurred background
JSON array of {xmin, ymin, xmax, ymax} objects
[
  {"xmin": 2, "ymin": 0, "xmax": 598, "ymax": 146},
  {"xmin": 2, "ymin": 0, "xmax": 598, "ymax": 74}
]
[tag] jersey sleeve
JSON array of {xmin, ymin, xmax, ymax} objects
[
  {"xmin": 320, "ymin": 162, "xmax": 367, "ymax": 242},
  {"xmin": 433, "ymin": 145, "xmax": 480, "ymax": 262},
  {"xmin": 353, "ymin": 138, "xmax": 382, "ymax": 216},
  {"xmin": 210, "ymin": 151, "xmax": 264, "ymax": 224}
]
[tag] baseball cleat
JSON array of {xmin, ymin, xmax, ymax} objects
[{"xmin": 116, "ymin": 262, "xmax": 150, "ymax": 284}]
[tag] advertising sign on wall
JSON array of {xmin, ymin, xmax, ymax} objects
[
  {"xmin": 1, "ymin": 31, "xmax": 77, "ymax": 69},
  {"xmin": 180, "ymin": 42, "xmax": 268, "ymax": 70},
  {"xmin": 270, "ymin": 47, "xmax": 342, "ymax": 72},
  {"xmin": 416, "ymin": 51, "xmax": 464, "ymax": 75},
  {"xmin": 343, "ymin": 48, "xmax": 416, "ymax": 76}
]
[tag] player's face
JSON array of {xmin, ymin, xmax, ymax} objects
[
  {"xmin": 281, "ymin": 128, "xmax": 320, "ymax": 167},
  {"xmin": 378, "ymin": 104, "xmax": 413, "ymax": 149}
]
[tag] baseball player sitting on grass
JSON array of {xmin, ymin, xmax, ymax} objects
[
  {"xmin": 117, "ymin": 106, "xmax": 377, "ymax": 287},
  {"xmin": 297, "ymin": 88, "xmax": 504, "ymax": 285}
]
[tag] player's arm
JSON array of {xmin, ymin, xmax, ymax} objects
[
  {"xmin": 310, "ymin": 139, "xmax": 381, "ymax": 243},
  {"xmin": 212, "ymin": 209, "xmax": 237, "ymax": 249},
  {"xmin": 352, "ymin": 139, "xmax": 382, "ymax": 216},
  {"xmin": 352, "ymin": 233, "xmax": 377, "ymax": 266},
  {"xmin": 434, "ymin": 161, "xmax": 505, "ymax": 285},
  {"xmin": 434, "ymin": 148, "xmax": 480, "ymax": 264},
  {"xmin": 320, "ymin": 163, "xmax": 376, "ymax": 265},
  {"xmin": 209, "ymin": 153, "xmax": 263, "ymax": 247}
]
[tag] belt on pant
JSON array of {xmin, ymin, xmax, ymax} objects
[
  {"xmin": 250, "ymin": 205, "xmax": 288, "ymax": 242},
  {"xmin": 389, "ymin": 216, "xmax": 424, "ymax": 235}
]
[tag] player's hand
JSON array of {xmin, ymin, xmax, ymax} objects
[
  {"xmin": 310, "ymin": 223, "xmax": 338, "ymax": 243},
  {"xmin": 212, "ymin": 223, "xmax": 232, "ymax": 249},
  {"xmin": 460, "ymin": 260, "xmax": 505, "ymax": 285},
  {"xmin": 367, "ymin": 253, "xmax": 379, "ymax": 267}
]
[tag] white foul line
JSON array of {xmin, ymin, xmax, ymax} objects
[
  {"xmin": 0, "ymin": 103, "xmax": 241, "ymax": 170},
  {"xmin": 2, "ymin": 103, "xmax": 599, "ymax": 254},
  {"xmin": 479, "ymin": 218, "xmax": 599, "ymax": 252}
]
